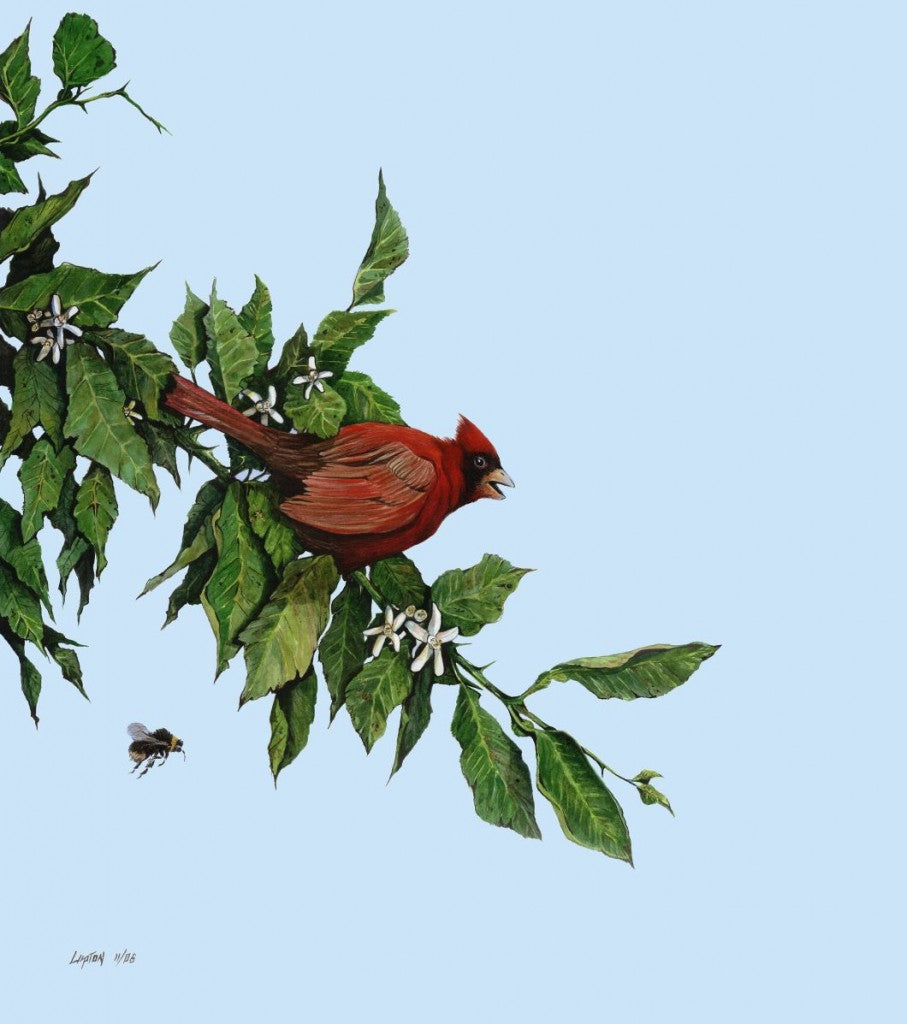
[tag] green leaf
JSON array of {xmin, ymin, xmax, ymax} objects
[
  {"xmin": 92, "ymin": 328, "xmax": 176, "ymax": 419},
  {"xmin": 135, "ymin": 419, "xmax": 181, "ymax": 486},
  {"xmin": 18, "ymin": 438, "xmax": 75, "ymax": 540},
  {"xmin": 204, "ymin": 285, "xmax": 258, "ymax": 403},
  {"xmin": 638, "ymin": 783, "xmax": 674, "ymax": 816},
  {"xmin": 0, "ymin": 123, "xmax": 58, "ymax": 162},
  {"xmin": 245, "ymin": 483, "xmax": 302, "ymax": 572},
  {"xmin": 169, "ymin": 285, "xmax": 208, "ymax": 372},
  {"xmin": 48, "ymin": 472, "xmax": 94, "ymax": 614},
  {"xmin": 371, "ymin": 555, "xmax": 428, "ymax": 610},
  {"xmin": 0, "ymin": 347, "xmax": 66, "ymax": 467},
  {"xmin": 632, "ymin": 769, "xmax": 663, "ymax": 784},
  {"xmin": 273, "ymin": 323, "xmax": 310, "ymax": 385},
  {"xmin": 238, "ymin": 555, "xmax": 338, "ymax": 704},
  {"xmin": 52, "ymin": 13, "xmax": 116, "ymax": 90},
  {"xmin": 238, "ymin": 276, "xmax": 275, "ymax": 374},
  {"xmin": 44, "ymin": 626, "xmax": 87, "ymax": 699},
  {"xmin": 527, "ymin": 643, "xmax": 720, "ymax": 700},
  {"xmin": 142, "ymin": 510, "xmax": 214, "ymax": 597},
  {"xmin": 318, "ymin": 578, "xmax": 372, "ymax": 720},
  {"xmin": 1, "ymin": 619, "xmax": 42, "ymax": 725},
  {"xmin": 0, "ymin": 263, "xmax": 155, "ymax": 340},
  {"xmin": 311, "ymin": 309, "xmax": 394, "ymax": 377},
  {"xmin": 431, "ymin": 554, "xmax": 531, "ymax": 637},
  {"xmin": 0, "ymin": 496, "xmax": 51, "ymax": 613},
  {"xmin": 345, "ymin": 646, "xmax": 413, "ymax": 753},
  {"xmin": 201, "ymin": 485, "xmax": 275, "ymax": 678},
  {"xmin": 391, "ymin": 664, "xmax": 434, "ymax": 778},
  {"xmin": 73, "ymin": 463, "xmax": 117, "ymax": 576},
  {"xmin": 0, "ymin": 174, "xmax": 92, "ymax": 263},
  {"xmin": 0, "ymin": 23, "xmax": 40, "ymax": 127},
  {"xmin": 164, "ymin": 547, "xmax": 217, "ymax": 627},
  {"xmin": 0, "ymin": 151, "xmax": 26, "ymax": 195},
  {"xmin": 283, "ymin": 382, "xmax": 346, "ymax": 439},
  {"xmin": 0, "ymin": 559, "xmax": 44, "ymax": 649},
  {"xmin": 64, "ymin": 344, "xmax": 160, "ymax": 508},
  {"xmin": 268, "ymin": 668, "xmax": 318, "ymax": 783},
  {"xmin": 534, "ymin": 730, "xmax": 632, "ymax": 863},
  {"xmin": 450, "ymin": 685, "xmax": 540, "ymax": 839},
  {"xmin": 350, "ymin": 170, "xmax": 409, "ymax": 308},
  {"xmin": 335, "ymin": 371, "xmax": 405, "ymax": 426}
]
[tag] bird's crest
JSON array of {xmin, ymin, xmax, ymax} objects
[{"xmin": 455, "ymin": 415, "xmax": 498, "ymax": 458}]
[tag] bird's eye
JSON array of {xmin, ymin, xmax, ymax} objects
[{"xmin": 473, "ymin": 455, "xmax": 487, "ymax": 469}]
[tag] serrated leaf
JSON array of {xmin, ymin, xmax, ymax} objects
[
  {"xmin": 0, "ymin": 347, "xmax": 66, "ymax": 467},
  {"xmin": 0, "ymin": 496, "xmax": 51, "ymax": 613},
  {"xmin": 91, "ymin": 328, "xmax": 176, "ymax": 419},
  {"xmin": 283, "ymin": 382, "xmax": 346, "ymax": 438},
  {"xmin": 335, "ymin": 371, "xmax": 405, "ymax": 426},
  {"xmin": 311, "ymin": 309, "xmax": 394, "ymax": 377},
  {"xmin": 273, "ymin": 323, "xmax": 310, "ymax": 385},
  {"xmin": 18, "ymin": 438, "xmax": 75, "ymax": 540},
  {"xmin": 5, "ymin": 177, "xmax": 61, "ymax": 287},
  {"xmin": 527, "ymin": 643, "xmax": 720, "ymax": 700},
  {"xmin": 169, "ymin": 285, "xmax": 208, "ymax": 372},
  {"xmin": 345, "ymin": 645, "xmax": 413, "ymax": 753},
  {"xmin": 238, "ymin": 275, "xmax": 275, "ymax": 374},
  {"xmin": 0, "ymin": 263, "xmax": 155, "ymax": 340},
  {"xmin": 534, "ymin": 730, "xmax": 632, "ymax": 863},
  {"xmin": 638, "ymin": 783, "xmax": 674, "ymax": 816},
  {"xmin": 450, "ymin": 685, "xmax": 540, "ymax": 838},
  {"xmin": 371, "ymin": 555, "xmax": 428, "ymax": 610},
  {"xmin": 268, "ymin": 668, "xmax": 318, "ymax": 783},
  {"xmin": 350, "ymin": 171, "xmax": 409, "ymax": 308},
  {"xmin": 48, "ymin": 472, "xmax": 94, "ymax": 613},
  {"xmin": 391, "ymin": 664, "xmax": 434, "ymax": 778},
  {"xmin": 0, "ymin": 619, "xmax": 42, "ymax": 725},
  {"xmin": 64, "ymin": 344, "xmax": 159, "ymax": 508},
  {"xmin": 0, "ymin": 174, "xmax": 92, "ymax": 263},
  {"xmin": 0, "ymin": 23, "xmax": 40, "ymax": 127},
  {"xmin": 135, "ymin": 419, "xmax": 180, "ymax": 485},
  {"xmin": 238, "ymin": 555, "xmax": 338, "ymax": 704},
  {"xmin": 431, "ymin": 553, "xmax": 531, "ymax": 637},
  {"xmin": 52, "ymin": 13, "xmax": 116, "ymax": 90},
  {"xmin": 204, "ymin": 285, "xmax": 258, "ymax": 403},
  {"xmin": 0, "ymin": 123, "xmax": 58, "ymax": 162},
  {"xmin": 0, "ymin": 559, "xmax": 44, "ymax": 649},
  {"xmin": 164, "ymin": 547, "xmax": 217, "ymax": 627},
  {"xmin": 245, "ymin": 482, "xmax": 302, "ymax": 572},
  {"xmin": 44, "ymin": 625, "xmax": 87, "ymax": 699},
  {"xmin": 0, "ymin": 152, "xmax": 26, "ymax": 195},
  {"xmin": 201, "ymin": 485, "xmax": 275, "ymax": 678},
  {"xmin": 318, "ymin": 578, "xmax": 372, "ymax": 720},
  {"xmin": 142, "ymin": 511, "xmax": 213, "ymax": 596},
  {"xmin": 73, "ymin": 463, "xmax": 117, "ymax": 576}
]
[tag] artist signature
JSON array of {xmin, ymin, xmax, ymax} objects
[{"xmin": 69, "ymin": 949, "xmax": 137, "ymax": 968}]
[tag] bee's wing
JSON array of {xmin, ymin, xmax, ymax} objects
[{"xmin": 127, "ymin": 723, "xmax": 155, "ymax": 742}]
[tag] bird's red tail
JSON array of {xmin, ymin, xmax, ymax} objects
[{"xmin": 163, "ymin": 375, "xmax": 274, "ymax": 459}]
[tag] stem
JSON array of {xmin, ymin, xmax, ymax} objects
[{"xmin": 351, "ymin": 570, "xmax": 384, "ymax": 607}]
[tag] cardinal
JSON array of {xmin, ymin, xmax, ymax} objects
[{"xmin": 163, "ymin": 375, "xmax": 514, "ymax": 573}]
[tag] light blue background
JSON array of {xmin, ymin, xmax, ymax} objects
[{"xmin": 1, "ymin": 1, "xmax": 903, "ymax": 1020}]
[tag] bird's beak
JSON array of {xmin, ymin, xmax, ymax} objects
[{"xmin": 482, "ymin": 467, "xmax": 515, "ymax": 500}]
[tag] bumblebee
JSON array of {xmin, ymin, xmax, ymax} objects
[{"xmin": 127, "ymin": 723, "xmax": 186, "ymax": 778}]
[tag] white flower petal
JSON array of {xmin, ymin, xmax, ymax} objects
[
  {"xmin": 36, "ymin": 346, "xmax": 49, "ymax": 361},
  {"xmin": 384, "ymin": 606, "xmax": 395, "ymax": 625},
  {"xmin": 412, "ymin": 645, "xmax": 431, "ymax": 672},
  {"xmin": 64, "ymin": 324, "xmax": 82, "ymax": 338},
  {"xmin": 437, "ymin": 627, "xmax": 459, "ymax": 643},
  {"xmin": 260, "ymin": 414, "xmax": 269, "ymax": 426},
  {"xmin": 434, "ymin": 647, "xmax": 445, "ymax": 676},
  {"xmin": 267, "ymin": 385, "xmax": 277, "ymax": 406},
  {"xmin": 51, "ymin": 294, "xmax": 62, "ymax": 316},
  {"xmin": 304, "ymin": 382, "xmax": 314, "ymax": 401},
  {"xmin": 406, "ymin": 621, "xmax": 429, "ymax": 643},
  {"xmin": 245, "ymin": 389, "xmax": 262, "ymax": 404},
  {"xmin": 363, "ymin": 626, "xmax": 384, "ymax": 637},
  {"xmin": 372, "ymin": 634, "xmax": 386, "ymax": 658},
  {"xmin": 291, "ymin": 375, "xmax": 304, "ymax": 385},
  {"xmin": 391, "ymin": 632, "xmax": 401, "ymax": 653},
  {"xmin": 51, "ymin": 344, "xmax": 60, "ymax": 365},
  {"xmin": 428, "ymin": 604, "xmax": 441, "ymax": 636},
  {"xmin": 65, "ymin": 306, "xmax": 79, "ymax": 320},
  {"xmin": 308, "ymin": 356, "xmax": 317, "ymax": 370},
  {"xmin": 392, "ymin": 611, "xmax": 407, "ymax": 630},
  {"xmin": 269, "ymin": 410, "xmax": 285, "ymax": 425},
  {"xmin": 243, "ymin": 407, "xmax": 257, "ymax": 417},
  {"xmin": 314, "ymin": 379, "xmax": 325, "ymax": 394},
  {"xmin": 319, "ymin": 370, "xmax": 334, "ymax": 380}
]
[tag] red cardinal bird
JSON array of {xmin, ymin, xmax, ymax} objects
[{"xmin": 163, "ymin": 375, "xmax": 514, "ymax": 573}]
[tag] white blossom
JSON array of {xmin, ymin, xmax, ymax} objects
[
  {"xmin": 240, "ymin": 385, "xmax": 284, "ymax": 426},
  {"xmin": 363, "ymin": 605, "xmax": 407, "ymax": 658},
  {"xmin": 405, "ymin": 604, "xmax": 428, "ymax": 623},
  {"xmin": 292, "ymin": 356, "xmax": 334, "ymax": 400},
  {"xmin": 30, "ymin": 330, "xmax": 56, "ymax": 363},
  {"xmin": 406, "ymin": 603, "xmax": 459, "ymax": 676},
  {"xmin": 123, "ymin": 400, "xmax": 143, "ymax": 424},
  {"xmin": 38, "ymin": 294, "xmax": 82, "ymax": 351}
]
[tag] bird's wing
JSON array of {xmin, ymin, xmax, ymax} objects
[{"xmin": 280, "ymin": 436, "xmax": 437, "ymax": 535}]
